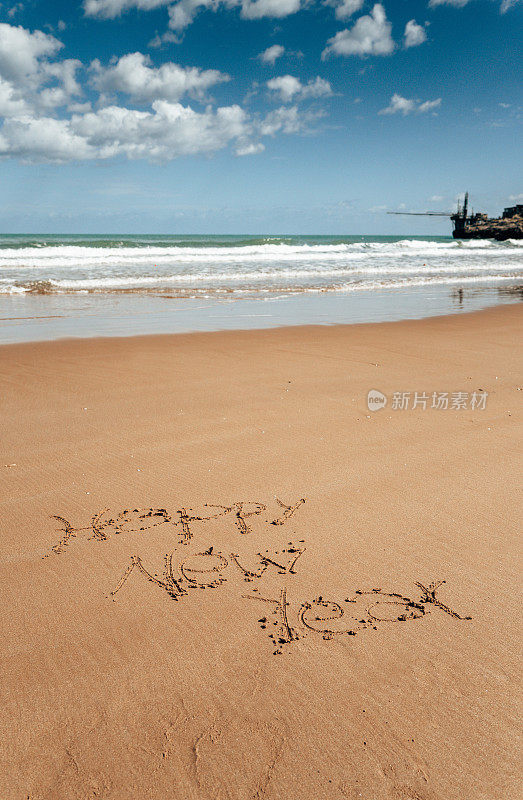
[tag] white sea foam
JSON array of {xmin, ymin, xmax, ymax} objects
[{"xmin": 0, "ymin": 236, "xmax": 520, "ymax": 295}]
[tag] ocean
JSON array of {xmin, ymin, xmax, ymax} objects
[{"xmin": 0, "ymin": 234, "xmax": 521, "ymax": 342}]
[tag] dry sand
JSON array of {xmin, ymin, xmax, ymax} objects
[{"xmin": 0, "ymin": 304, "xmax": 521, "ymax": 800}]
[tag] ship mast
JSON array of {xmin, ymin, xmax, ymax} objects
[
  {"xmin": 387, "ymin": 193, "xmax": 470, "ymax": 237},
  {"xmin": 462, "ymin": 191, "xmax": 469, "ymax": 219}
]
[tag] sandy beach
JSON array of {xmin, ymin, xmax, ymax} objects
[{"xmin": 0, "ymin": 304, "xmax": 520, "ymax": 800}]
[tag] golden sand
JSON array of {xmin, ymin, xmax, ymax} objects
[{"xmin": 0, "ymin": 305, "xmax": 520, "ymax": 799}]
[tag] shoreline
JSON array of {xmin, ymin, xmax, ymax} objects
[
  {"xmin": 0, "ymin": 296, "xmax": 519, "ymax": 351},
  {"xmin": 0, "ymin": 282, "xmax": 520, "ymax": 346}
]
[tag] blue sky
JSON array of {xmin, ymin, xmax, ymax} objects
[{"xmin": 0, "ymin": 0, "xmax": 521, "ymax": 233}]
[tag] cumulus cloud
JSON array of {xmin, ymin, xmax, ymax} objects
[
  {"xmin": 259, "ymin": 104, "xmax": 310, "ymax": 135},
  {"xmin": 429, "ymin": 0, "xmax": 520, "ymax": 7},
  {"xmin": 0, "ymin": 116, "xmax": 93, "ymax": 161},
  {"xmin": 266, "ymin": 74, "xmax": 332, "ymax": 102},
  {"xmin": 167, "ymin": 0, "xmax": 301, "ymax": 32},
  {"xmin": 0, "ymin": 99, "xmax": 313, "ymax": 162},
  {"xmin": 71, "ymin": 101, "xmax": 249, "ymax": 159},
  {"xmin": 379, "ymin": 93, "xmax": 441, "ymax": 115},
  {"xmin": 148, "ymin": 30, "xmax": 180, "ymax": 47},
  {"xmin": 0, "ymin": 22, "xmax": 320, "ymax": 164},
  {"xmin": 324, "ymin": 0, "xmax": 364, "ymax": 20},
  {"xmin": 0, "ymin": 23, "xmax": 62, "ymax": 83},
  {"xmin": 0, "ymin": 24, "xmax": 83, "ymax": 114},
  {"xmin": 258, "ymin": 44, "xmax": 285, "ymax": 64},
  {"xmin": 39, "ymin": 59, "xmax": 83, "ymax": 108},
  {"xmin": 90, "ymin": 52, "xmax": 228, "ymax": 103},
  {"xmin": 0, "ymin": 76, "xmax": 29, "ymax": 117},
  {"xmin": 84, "ymin": 0, "xmax": 172, "ymax": 17},
  {"xmin": 241, "ymin": 0, "xmax": 301, "ymax": 19},
  {"xmin": 85, "ymin": 0, "xmax": 302, "ymax": 29},
  {"xmin": 167, "ymin": 0, "xmax": 215, "ymax": 31},
  {"xmin": 418, "ymin": 98, "xmax": 441, "ymax": 113},
  {"xmin": 403, "ymin": 19, "xmax": 427, "ymax": 48},
  {"xmin": 322, "ymin": 4, "xmax": 395, "ymax": 59},
  {"xmin": 235, "ymin": 140, "xmax": 265, "ymax": 155},
  {"xmin": 0, "ymin": 101, "xmax": 245, "ymax": 162},
  {"xmin": 428, "ymin": 0, "xmax": 470, "ymax": 6}
]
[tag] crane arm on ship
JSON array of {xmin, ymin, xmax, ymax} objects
[
  {"xmin": 387, "ymin": 211, "xmax": 452, "ymax": 216},
  {"xmin": 387, "ymin": 193, "xmax": 469, "ymax": 220}
]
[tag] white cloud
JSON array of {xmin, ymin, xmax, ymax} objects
[
  {"xmin": 322, "ymin": 4, "xmax": 395, "ymax": 59},
  {"xmin": 379, "ymin": 94, "xmax": 415, "ymax": 115},
  {"xmin": 0, "ymin": 25, "xmax": 83, "ymax": 114},
  {"xmin": 258, "ymin": 44, "xmax": 285, "ymax": 64},
  {"xmin": 0, "ymin": 101, "xmax": 314, "ymax": 162},
  {"xmin": 167, "ymin": 0, "xmax": 213, "ymax": 31},
  {"xmin": 267, "ymin": 74, "xmax": 332, "ymax": 102},
  {"xmin": 0, "ymin": 94, "xmax": 314, "ymax": 164},
  {"xmin": 85, "ymin": 0, "xmax": 302, "ymax": 29},
  {"xmin": 84, "ymin": 0, "xmax": 172, "ymax": 17},
  {"xmin": 379, "ymin": 93, "xmax": 441, "ymax": 115},
  {"xmin": 0, "ymin": 23, "xmax": 62, "ymax": 83},
  {"xmin": 418, "ymin": 98, "xmax": 441, "ymax": 113},
  {"xmin": 404, "ymin": 20, "xmax": 427, "ymax": 48},
  {"xmin": 79, "ymin": 0, "xmax": 521, "ymax": 30},
  {"xmin": 241, "ymin": 0, "xmax": 301, "ymax": 18},
  {"xmin": 148, "ymin": 30, "xmax": 180, "ymax": 47},
  {"xmin": 0, "ymin": 76, "xmax": 28, "ymax": 116},
  {"xmin": 235, "ymin": 141, "xmax": 265, "ymax": 155},
  {"xmin": 508, "ymin": 193, "xmax": 523, "ymax": 201},
  {"xmin": 428, "ymin": 0, "xmax": 470, "ymax": 7},
  {"xmin": 259, "ymin": 104, "xmax": 303, "ymax": 135},
  {"xmin": 90, "ymin": 52, "xmax": 228, "ymax": 103},
  {"xmin": 40, "ymin": 59, "xmax": 82, "ymax": 108},
  {"xmin": 429, "ymin": 0, "xmax": 519, "ymax": 9},
  {"xmin": 430, "ymin": 195, "xmax": 444, "ymax": 202},
  {"xmin": 266, "ymin": 75, "xmax": 301, "ymax": 102},
  {"xmin": 325, "ymin": 0, "xmax": 364, "ymax": 20},
  {"xmin": 167, "ymin": 0, "xmax": 300, "ymax": 32},
  {"xmin": 0, "ymin": 116, "xmax": 93, "ymax": 162},
  {"xmin": 72, "ymin": 101, "xmax": 250, "ymax": 158},
  {"xmin": 0, "ymin": 22, "xmax": 319, "ymax": 164},
  {"xmin": 68, "ymin": 101, "xmax": 93, "ymax": 113},
  {"xmin": 0, "ymin": 101, "xmax": 249, "ymax": 162}
]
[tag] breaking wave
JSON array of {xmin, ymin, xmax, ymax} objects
[{"xmin": 0, "ymin": 234, "xmax": 521, "ymax": 296}]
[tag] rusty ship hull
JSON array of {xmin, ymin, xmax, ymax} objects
[
  {"xmin": 389, "ymin": 195, "xmax": 523, "ymax": 240},
  {"xmin": 452, "ymin": 204, "xmax": 523, "ymax": 241}
]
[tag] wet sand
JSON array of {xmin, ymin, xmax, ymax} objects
[{"xmin": 0, "ymin": 304, "xmax": 520, "ymax": 800}]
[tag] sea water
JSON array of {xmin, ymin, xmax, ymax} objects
[{"xmin": 0, "ymin": 234, "xmax": 521, "ymax": 342}]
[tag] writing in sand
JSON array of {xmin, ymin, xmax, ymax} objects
[{"xmin": 46, "ymin": 497, "xmax": 472, "ymax": 655}]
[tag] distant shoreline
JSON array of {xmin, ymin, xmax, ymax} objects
[{"xmin": 0, "ymin": 283, "xmax": 520, "ymax": 345}]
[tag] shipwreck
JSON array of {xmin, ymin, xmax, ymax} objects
[{"xmin": 389, "ymin": 193, "xmax": 523, "ymax": 240}]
